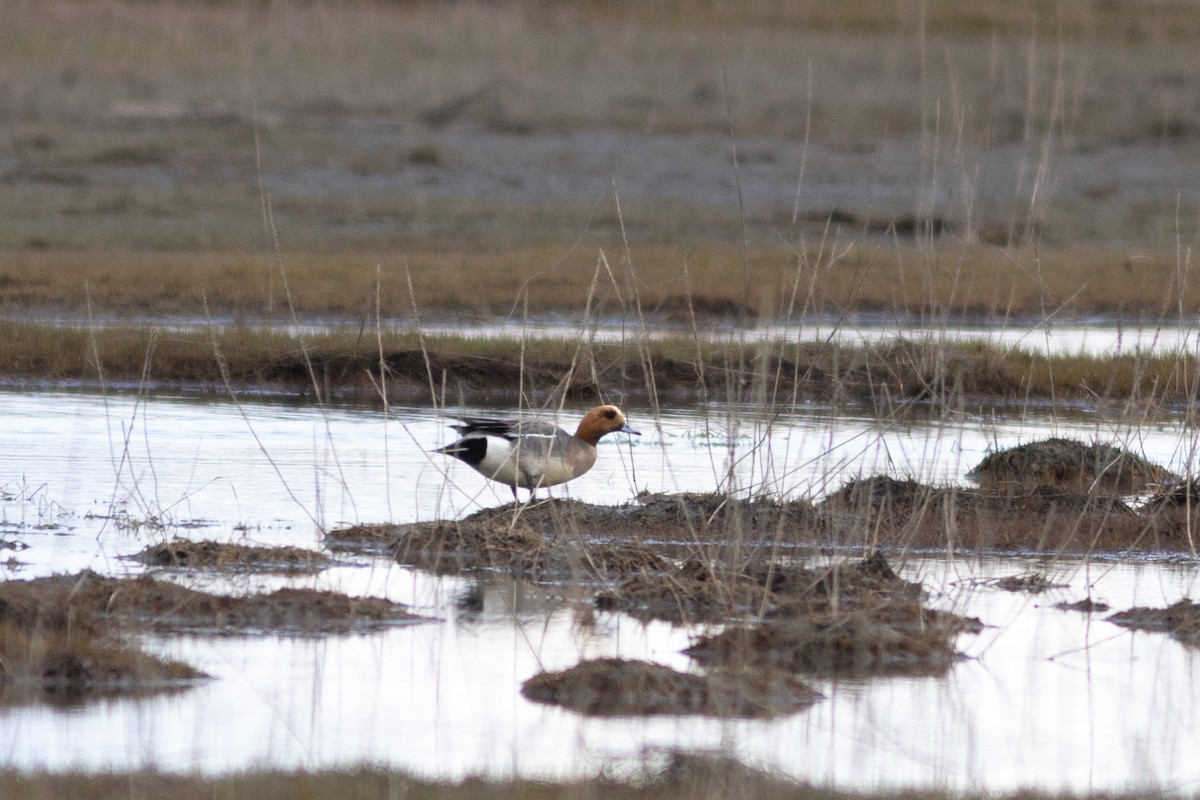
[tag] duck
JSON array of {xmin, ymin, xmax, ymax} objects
[{"xmin": 435, "ymin": 404, "xmax": 640, "ymax": 500}]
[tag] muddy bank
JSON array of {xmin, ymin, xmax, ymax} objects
[
  {"xmin": 128, "ymin": 539, "xmax": 336, "ymax": 574},
  {"xmin": 521, "ymin": 658, "xmax": 821, "ymax": 719},
  {"xmin": 0, "ymin": 570, "xmax": 420, "ymax": 704}
]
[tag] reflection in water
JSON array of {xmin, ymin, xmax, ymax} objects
[{"xmin": 0, "ymin": 389, "xmax": 1199, "ymax": 792}]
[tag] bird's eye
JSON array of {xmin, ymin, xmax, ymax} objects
[{"xmin": 604, "ymin": 409, "xmax": 616, "ymax": 419}]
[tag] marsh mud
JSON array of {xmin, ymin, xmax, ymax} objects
[
  {"xmin": 0, "ymin": 570, "xmax": 421, "ymax": 705},
  {"xmin": 520, "ymin": 658, "xmax": 821, "ymax": 719}
]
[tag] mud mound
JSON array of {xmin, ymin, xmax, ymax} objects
[
  {"xmin": 63, "ymin": 573, "xmax": 418, "ymax": 635},
  {"xmin": 329, "ymin": 494, "xmax": 814, "ymax": 578},
  {"xmin": 817, "ymin": 476, "xmax": 1178, "ymax": 552},
  {"xmin": 0, "ymin": 621, "xmax": 202, "ymax": 706},
  {"xmin": 520, "ymin": 658, "xmax": 820, "ymax": 718},
  {"xmin": 326, "ymin": 494, "xmax": 818, "ymax": 562},
  {"xmin": 129, "ymin": 539, "xmax": 335, "ymax": 573},
  {"xmin": 333, "ymin": 510, "xmax": 670, "ymax": 578},
  {"xmin": 332, "ymin": 473, "xmax": 1200, "ymax": 568},
  {"xmin": 597, "ymin": 552, "xmax": 919, "ymax": 626},
  {"xmin": 624, "ymin": 492, "xmax": 817, "ymax": 540},
  {"xmin": 1108, "ymin": 599, "xmax": 1200, "ymax": 646},
  {"xmin": 967, "ymin": 437, "xmax": 1175, "ymax": 494},
  {"xmin": 685, "ymin": 599, "xmax": 981, "ymax": 677},
  {"xmin": 0, "ymin": 572, "xmax": 206, "ymax": 703}
]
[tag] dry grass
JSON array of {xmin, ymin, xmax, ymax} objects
[{"xmin": 1, "ymin": 245, "xmax": 1199, "ymax": 322}]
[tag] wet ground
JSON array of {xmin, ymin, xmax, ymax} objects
[{"xmin": 2, "ymin": 388, "xmax": 1200, "ymax": 793}]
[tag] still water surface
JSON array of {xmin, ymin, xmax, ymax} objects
[{"xmin": 1, "ymin": 389, "xmax": 1198, "ymax": 793}]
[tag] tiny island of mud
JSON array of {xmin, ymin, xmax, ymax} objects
[{"xmin": 0, "ymin": 567, "xmax": 422, "ymax": 706}]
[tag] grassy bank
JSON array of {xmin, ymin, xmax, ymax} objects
[{"xmin": 2, "ymin": 318, "xmax": 1198, "ymax": 410}]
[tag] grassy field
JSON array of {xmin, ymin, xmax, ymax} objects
[{"xmin": 2, "ymin": 0, "xmax": 1200, "ymax": 326}]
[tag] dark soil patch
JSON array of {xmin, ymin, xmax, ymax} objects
[
  {"xmin": 1107, "ymin": 599, "xmax": 1200, "ymax": 646},
  {"xmin": 128, "ymin": 539, "xmax": 336, "ymax": 574},
  {"xmin": 332, "ymin": 470, "xmax": 1198, "ymax": 591},
  {"xmin": 967, "ymin": 438, "xmax": 1176, "ymax": 494},
  {"xmin": 520, "ymin": 657, "xmax": 820, "ymax": 718},
  {"xmin": 0, "ymin": 570, "xmax": 420, "ymax": 704}
]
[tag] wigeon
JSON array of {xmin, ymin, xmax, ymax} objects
[{"xmin": 435, "ymin": 404, "xmax": 640, "ymax": 499}]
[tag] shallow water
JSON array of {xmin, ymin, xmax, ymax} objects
[{"xmin": 1, "ymin": 389, "xmax": 1199, "ymax": 793}]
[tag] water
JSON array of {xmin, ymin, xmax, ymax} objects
[{"xmin": 1, "ymin": 389, "xmax": 1199, "ymax": 793}]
